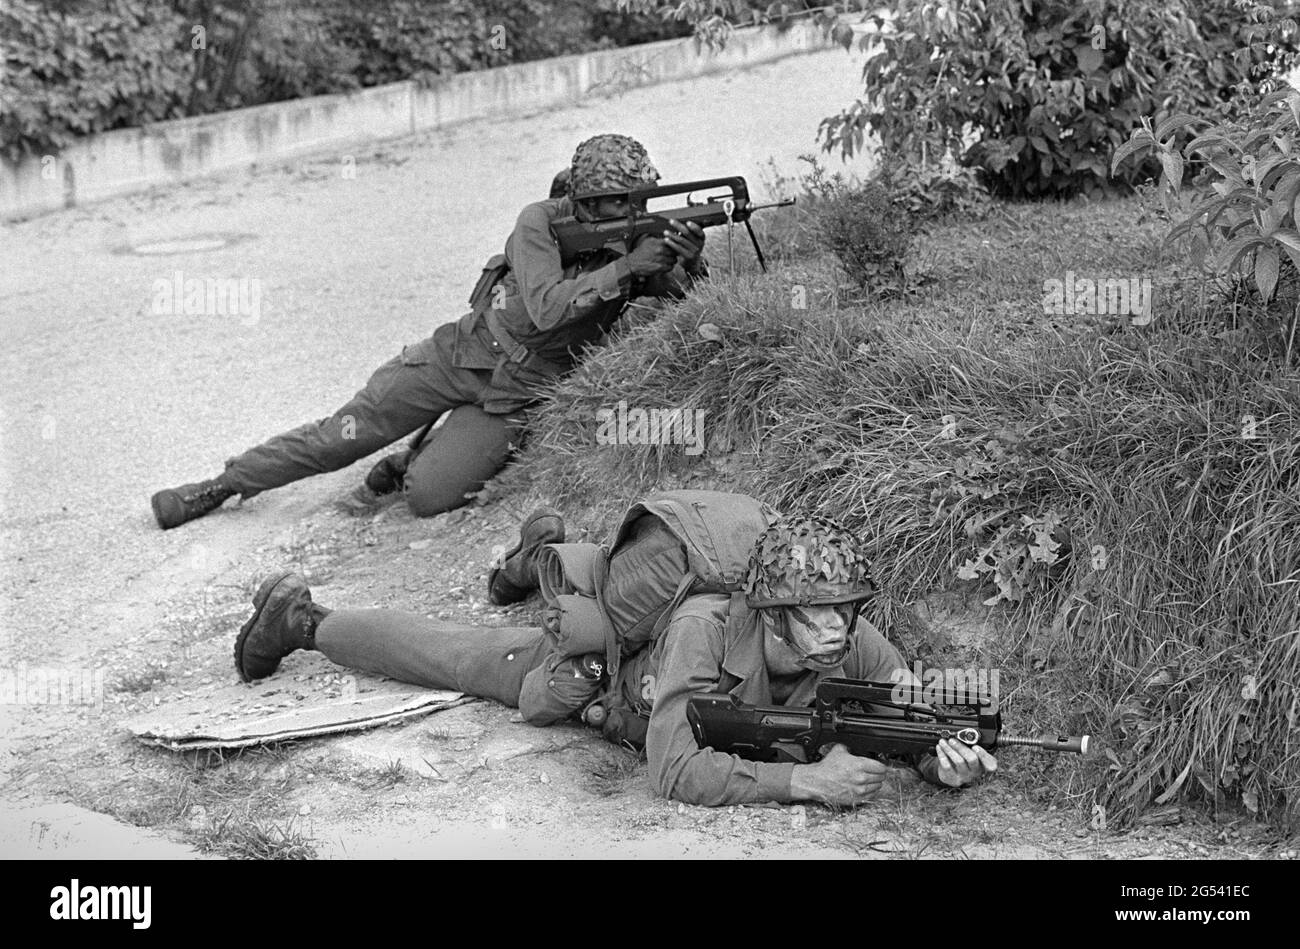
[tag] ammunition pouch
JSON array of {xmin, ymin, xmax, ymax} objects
[{"xmin": 468, "ymin": 253, "xmax": 510, "ymax": 312}]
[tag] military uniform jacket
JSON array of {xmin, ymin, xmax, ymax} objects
[{"xmin": 452, "ymin": 196, "xmax": 703, "ymax": 414}]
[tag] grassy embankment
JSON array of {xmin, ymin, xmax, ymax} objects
[{"xmin": 492, "ymin": 193, "xmax": 1300, "ymax": 831}]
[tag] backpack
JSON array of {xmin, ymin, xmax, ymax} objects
[{"xmin": 532, "ymin": 489, "xmax": 778, "ymax": 747}]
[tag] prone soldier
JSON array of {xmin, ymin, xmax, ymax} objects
[{"xmin": 230, "ymin": 504, "xmax": 995, "ymax": 806}]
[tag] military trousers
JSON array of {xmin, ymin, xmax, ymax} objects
[
  {"xmin": 314, "ymin": 609, "xmax": 602, "ymax": 723},
  {"xmin": 222, "ymin": 321, "xmax": 525, "ymax": 517}
]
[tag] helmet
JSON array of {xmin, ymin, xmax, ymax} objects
[
  {"xmin": 569, "ymin": 134, "xmax": 660, "ymax": 200},
  {"xmin": 744, "ymin": 514, "xmax": 875, "ymax": 670},
  {"xmin": 743, "ymin": 514, "xmax": 874, "ymax": 610}
]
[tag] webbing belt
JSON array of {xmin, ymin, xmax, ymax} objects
[{"xmin": 482, "ymin": 307, "xmax": 567, "ymax": 376}]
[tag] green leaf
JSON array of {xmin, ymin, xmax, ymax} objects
[
  {"xmin": 1075, "ymin": 45, "xmax": 1103, "ymax": 74},
  {"xmin": 1277, "ymin": 240, "xmax": 1300, "ymax": 276},
  {"xmin": 1273, "ymin": 169, "xmax": 1300, "ymax": 212},
  {"xmin": 1189, "ymin": 231, "xmax": 1210, "ymax": 268},
  {"xmin": 1154, "ymin": 113, "xmax": 1201, "ymax": 141},
  {"xmin": 1184, "ymin": 131, "xmax": 1232, "ymax": 157},
  {"xmin": 1211, "ymin": 234, "xmax": 1263, "ymax": 273},
  {"xmin": 1255, "ymin": 246, "xmax": 1280, "ymax": 300},
  {"xmin": 1257, "ymin": 156, "xmax": 1298, "ymax": 192},
  {"xmin": 1263, "ymin": 200, "xmax": 1290, "ymax": 235},
  {"xmin": 1159, "ymin": 151, "xmax": 1184, "ymax": 188},
  {"xmin": 1110, "ymin": 131, "xmax": 1156, "ymax": 174},
  {"xmin": 1270, "ymin": 229, "xmax": 1300, "ymax": 256}
]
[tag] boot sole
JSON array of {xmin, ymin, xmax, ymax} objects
[{"xmin": 233, "ymin": 570, "xmax": 295, "ymax": 683}]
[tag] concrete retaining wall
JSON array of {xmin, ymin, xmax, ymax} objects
[{"xmin": 1, "ymin": 23, "xmax": 826, "ymax": 222}]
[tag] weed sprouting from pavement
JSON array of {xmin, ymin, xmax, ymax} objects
[
  {"xmin": 358, "ymin": 760, "xmax": 408, "ymax": 790},
  {"xmin": 192, "ymin": 809, "xmax": 318, "ymax": 859}
]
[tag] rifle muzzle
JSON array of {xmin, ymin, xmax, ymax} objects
[{"xmin": 999, "ymin": 733, "xmax": 1091, "ymax": 755}]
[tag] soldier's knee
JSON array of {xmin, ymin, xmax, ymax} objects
[
  {"xmin": 405, "ymin": 478, "xmax": 470, "ymax": 518},
  {"xmin": 402, "ymin": 406, "xmax": 521, "ymax": 518}
]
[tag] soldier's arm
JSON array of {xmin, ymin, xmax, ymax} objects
[
  {"xmin": 507, "ymin": 202, "xmax": 633, "ymax": 333},
  {"xmin": 637, "ymin": 256, "xmax": 708, "ymax": 301},
  {"xmin": 636, "ymin": 220, "xmax": 707, "ymax": 300},
  {"xmin": 646, "ymin": 615, "xmax": 796, "ymax": 807}
]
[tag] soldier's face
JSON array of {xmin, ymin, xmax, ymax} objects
[
  {"xmin": 577, "ymin": 196, "xmax": 646, "ymax": 221},
  {"xmin": 788, "ymin": 605, "xmax": 850, "ymax": 657},
  {"xmin": 764, "ymin": 605, "xmax": 851, "ymax": 674}
]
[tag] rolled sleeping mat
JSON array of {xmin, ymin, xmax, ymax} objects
[
  {"xmin": 552, "ymin": 593, "xmax": 609, "ymax": 659},
  {"xmin": 537, "ymin": 542, "xmax": 602, "ymax": 603}
]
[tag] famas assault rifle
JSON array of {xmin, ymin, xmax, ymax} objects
[
  {"xmin": 551, "ymin": 176, "xmax": 794, "ymax": 273},
  {"xmin": 687, "ymin": 677, "xmax": 1090, "ymax": 763}
]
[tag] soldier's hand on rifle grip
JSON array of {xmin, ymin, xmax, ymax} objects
[
  {"xmin": 626, "ymin": 234, "xmax": 678, "ymax": 277},
  {"xmin": 935, "ymin": 738, "xmax": 998, "ymax": 788},
  {"xmin": 790, "ymin": 743, "xmax": 889, "ymax": 807},
  {"xmin": 662, "ymin": 220, "xmax": 706, "ymax": 271}
]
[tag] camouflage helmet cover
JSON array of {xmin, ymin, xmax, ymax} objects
[
  {"xmin": 569, "ymin": 134, "xmax": 660, "ymax": 199},
  {"xmin": 743, "ymin": 514, "xmax": 875, "ymax": 610}
]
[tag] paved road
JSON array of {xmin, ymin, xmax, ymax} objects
[{"xmin": 0, "ymin": 47, "xmax": 870, "ymax": 681}]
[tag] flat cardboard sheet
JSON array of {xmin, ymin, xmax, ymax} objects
[{"xmin": 125, "ymin": 677, "xmax": 469, "ymax": 751}]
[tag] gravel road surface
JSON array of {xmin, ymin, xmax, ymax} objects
[{"xmin": 0, "ymin": 47, "xmax": 870, "ymax": 787}]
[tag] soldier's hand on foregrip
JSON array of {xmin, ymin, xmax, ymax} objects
[
  {"xmin": 935, "ymin": 738, "xmax": 998, "ymax": 788},
  {"xmin": 626, "ymin": 234, "xmax": 678, "ymax": 277},
  {"xmin": 662, "ymin": 220, "xmax": 706, "ymax": 268},
  {"xmin": 790, "ymin": 743, "xmax": 889, "ymax": 806}
]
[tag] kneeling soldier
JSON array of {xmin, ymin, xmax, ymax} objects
[{"xmin": 151, "ymin": 134, "xmax": 706, "ymax": 529}]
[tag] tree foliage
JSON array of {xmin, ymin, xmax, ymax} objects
[
  {"xmin": 0, "ymin": 0, "xmax": 691, "ymax": 162},
  {"xmin": 1114, "ymin": 85, "xmax": 1300, "ymax": 358},
  {"xmin": 621, "ymin": 0, "xmax": 1300, "ymax": 198}
]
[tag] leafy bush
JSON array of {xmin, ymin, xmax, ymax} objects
[
  {"xmin": 814, "ymin": 181, "xmax": 913, "ymax": 295},
  {"xmin": 825, "ymin": 0, "xmax": 1300, "ymax": 199},
  {"xmin": 624, "ymin": 0, "xmax": 1300, "ymax": 199},
  {"xmin": 1113, "ymin": 86, "xmax": 1300, "ymax": 359},
  {"xmin": 0, "ymin": 0, "xmax": 692, "ymax": 162},
  {"xmin": 752, "ymin": 153, "xmax": 988, "ymax": 293},
  {"xmin": 875, "ymin": 154, "xmax": 993, "ymax": 223},
  {"xmin": 1, "ymin": 0, "xmax": 191, "ymax": 162}
]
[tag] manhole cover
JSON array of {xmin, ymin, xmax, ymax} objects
[{"xmin": 115, "ymin": 232, "xmax": 253, "ymax": 256}]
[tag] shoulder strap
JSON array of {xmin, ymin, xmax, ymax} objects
[
  {"xmin": 647, "ymin": 573, "xmax": 700, "ymax": 643},
  {"xmin": 724, "ymin": 590, "xmax": 752, "ymax": 645}
]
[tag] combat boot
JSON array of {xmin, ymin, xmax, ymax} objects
[
  {"xmin": 151, "ymin": 475, "xmax": 237, "ymax": 530},
  {"xmin": 364, "ymin": 449, "xmax": 411, "ymax": 496},
  {"xmin": 233, "ymin": 572, "xmax": 329, "ymax": 682},
  {"xmin": 488, "ymin": 510, "xmax": 565, "ymax": 606}
]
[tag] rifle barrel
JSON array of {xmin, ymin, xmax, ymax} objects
[{"xmin": 1000, "ymin": 733, "xmax": 1091, "ymax": 755}]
